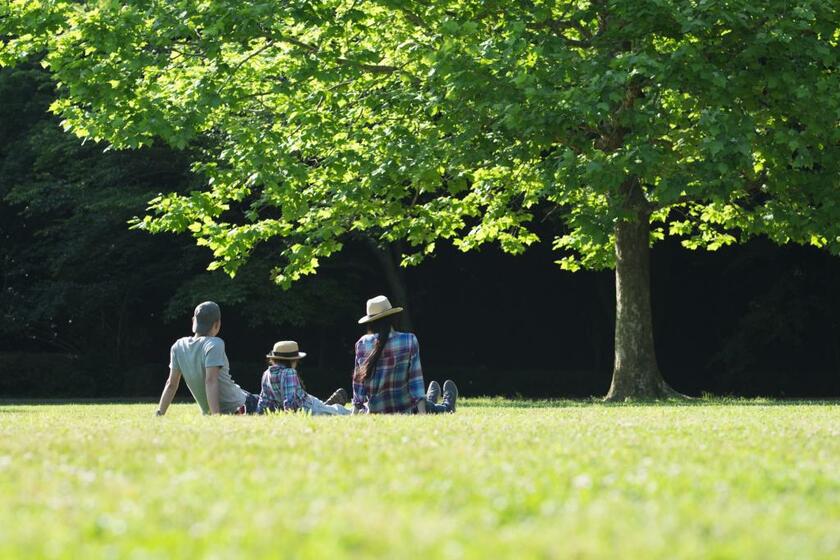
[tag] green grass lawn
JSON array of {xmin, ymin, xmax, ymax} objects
[{"xmin": 1, "ymin": 399, "xmax": 838, "ymax": 559}]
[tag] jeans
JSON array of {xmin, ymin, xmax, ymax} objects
[
  {"xmin": 244, "ymin": 392, "xmax": 260, "ymax": 413},
  {"xmin": 232, "ymin": 391, "xmax": 261, "ymax": 415},
  {"xmin": 305, "ymin": 395, "xmax": 351, "ymax": 416},
  {"xmin": 423, "ymin": 398, "xmax": 452, "ymax": 414}
]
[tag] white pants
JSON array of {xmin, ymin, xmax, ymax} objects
[{"xmin": 304, "ymin": 395, "xmax": 351, "ymax": 416}]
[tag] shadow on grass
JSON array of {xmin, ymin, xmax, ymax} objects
[
  {"xmin": 462, "ymin": 396, "xmax": 840, "ymax": 409},
  {"xmin": 2, "ymin": 397, "xmax": 838, "ymax": 409},
  {"xmin": 0, "ymin": 397, "xmax": 161, "ymax": 406}
]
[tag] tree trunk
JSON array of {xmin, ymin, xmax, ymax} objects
[
  {"xmin": 605, "ymin": 183, "xmax": 682, "ymax": 401},
  {"xmin": 364, "ymin": 238, "xmax": 415, "ymax": 332},
  {"xmin": 317, "ymin": 325, "xmax": 328, "ymax": 370}
]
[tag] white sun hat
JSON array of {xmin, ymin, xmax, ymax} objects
[
  {"xmin": 266, "ymin": 340, "xmax": 307, "ymax": 360},
  {"xmin": 358, "ymin": 295, "xmax": 403, "ymax": 324}
]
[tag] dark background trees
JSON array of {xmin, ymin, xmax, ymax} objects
[{"xmin": 1, "ymin": 65, "xmax": 838, "ymax": 400}]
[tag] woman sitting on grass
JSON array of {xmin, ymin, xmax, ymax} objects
[
  {"xmin": 257, "ymin": 340, "xmax": 350, "ymax": 415},
  {"xmin": 352, "ymin": 295, "xmax": 457, "ymax": 414}
]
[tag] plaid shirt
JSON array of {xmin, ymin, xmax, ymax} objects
[
  {"xmin": 352, "ymin": 331, "xmax": 425, "ymax": 414},
  {"xmin": 257, "ymin": 365, "xmax": 308, "ymax": 412}
]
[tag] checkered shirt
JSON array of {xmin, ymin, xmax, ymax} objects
[
  {"xmin": 257, "ymin": 365, "xmax": 308, "ymax": 412},
  {"xmin": 352, "ymin": 331, "xmax": 425, "ymax": 414}
]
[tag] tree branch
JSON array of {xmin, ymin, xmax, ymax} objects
[
  {"xmin": 396, "ymin": 6, "xmax": 431, "ymax": 32},
  {"xmin": 277, "ymin": 35, "xmax": 318, "ymax": 53},
  {"xmin": 652, "ymin": 171, "xmax": 769, "ymax": 210},
  {"xmin": 274, "ymin": 35, "xmax": 399, "ymax": 74},
  {"xmin": 335, "ymin": 58, "xmax": 399, "ymax": 74},
  {"xmin": 228, "ymin": 40, "xmax": 275, "ymax": 75},
  {"xmin": 530, "ymin": 18, "xmax": 593, "ymax": 47}
]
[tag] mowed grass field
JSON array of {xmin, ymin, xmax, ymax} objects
[{"xmin": 1, "ymin": 399, "xmax": 838, "ymax": 559}]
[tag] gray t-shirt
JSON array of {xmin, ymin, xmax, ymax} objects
[{"xmin": 169, "ymin": 336, "xmax": 246, "ymax": 414}]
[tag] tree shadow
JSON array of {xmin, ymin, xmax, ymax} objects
[
  {"xmin": 461, "ymin": 397, "xmax": 597, "ymax": 409},
  {"xmin": 0, "ymin": 398, "xmax": 159, "ymax": 406},
  {"xmin": 2, "ymin": 397, "xmax": 838, "ymax": 410},
  {"xmin": 462, "ymin": 396, "xmax": 840, "ymax": 409}
]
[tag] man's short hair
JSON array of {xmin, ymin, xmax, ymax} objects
[{"xmin": 193, "ymin": 301, "xmax": 221, "ymax": 335}]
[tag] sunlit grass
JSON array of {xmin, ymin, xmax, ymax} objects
[{"xmin": 0, "ymin": 400, "xmax": 838, "ymax": 559}]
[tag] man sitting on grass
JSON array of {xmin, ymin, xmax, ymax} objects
[{"xmin": 155, "ymin": 301, "xmax": 258, "ymax": 416}]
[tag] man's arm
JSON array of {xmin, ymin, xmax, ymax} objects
[
  {"xmin": 205, "ymin": 366, "xmax": 222, "ymax": 415},
  {"xmin": 156, "ymin": 368, "xmax": 181, "ymax": 416}
]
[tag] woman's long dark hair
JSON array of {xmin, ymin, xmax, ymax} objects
[{"xmin": 355, "ymin": 316, "xmax": 396, "ymax": 383}]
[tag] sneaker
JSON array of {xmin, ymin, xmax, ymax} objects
[
  {"xmin": 426, "ymin": 380, "xmax": 441, "ymax": 404},
  {"xmin": 324, "ymin": 388, "xmax": 349, "ymax": 406},
  {"xmin": 442, "ymin": 380, "xmax": 458, "ymax": 413}
]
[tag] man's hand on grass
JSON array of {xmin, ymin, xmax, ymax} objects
[{"xmin": 155, "ymin": 368, "xmax": 181, "ymax": 417}]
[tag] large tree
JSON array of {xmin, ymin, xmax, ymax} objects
[{"xmin": 2, "ymin": 0, "xmax": 838, "ymax": 399}]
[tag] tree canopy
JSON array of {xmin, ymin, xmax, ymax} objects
[{"xmin": 4, "ymin": 1, "xmax": 836, "ymax": 283}]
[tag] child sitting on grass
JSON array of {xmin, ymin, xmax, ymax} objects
[{"xmin": 257, "ymin": 340, "xmax": 350, "ymax": 415}]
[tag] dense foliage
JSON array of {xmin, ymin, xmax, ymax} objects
[{"xmin": 2, "ymin": 1, "xmax": 837, "ymax": 281}]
